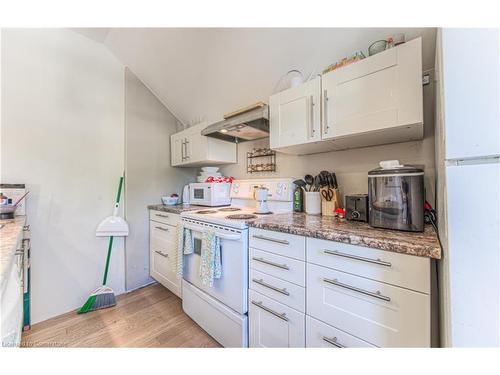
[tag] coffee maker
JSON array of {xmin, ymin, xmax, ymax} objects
[{"xmin": 254, "ymin": 185, "xmax": 270, "ymax": 214}]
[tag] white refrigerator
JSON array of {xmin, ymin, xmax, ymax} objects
[{"xmin": 436, "ymin": 28, "xmax": 500, "ymax": 347}]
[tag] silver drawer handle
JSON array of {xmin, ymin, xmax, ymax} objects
[
  {"xmin": 251, "ymin": 300, "xmax": 289, "ymax": 321},
  {"xmin": 155, "ymin": 250, "xmax": 168, "ymax": 258},
  {"xmin": 322, "ymin": 336, "xmax": 345, "ymax": 348},
  {"xmin": 155, "ymin": 226, "xmax": 169, "ymax": 232},
  {"xmin": 252, "ymin": 234, "xmax": 289, "ymax": 245},
  {"xmin": 323, "ymin": 277, "xmax": 391, "ymax": 302},
  {"xmin": 323, "ymin": 249, "xmax": 392, "ymax": 267},
  {"xmin": 156, "ymin": 214, "xmax": 169, "ymax": 218},
  {"xmin": 252, "ymin": 278, "xmax": 290, "ymax": 296},
  {"xmin": 252, "ymin": 257, "xmax": 289, "ymax": 270}
]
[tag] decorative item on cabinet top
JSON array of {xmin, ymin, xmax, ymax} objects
[{"xmin": 247, "ymin": 148, "xmax": 276, "ymax": 174}]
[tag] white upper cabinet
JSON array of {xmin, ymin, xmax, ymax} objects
[
  {"xmin": 171, "ymin": 122, "xmax": 237, "ymax": 167},
  {"xmin": 269, "ymin": 76, "xmax": 321, "ymax": 149},
  {"xmin": 322, "ymin": 37, "xmax": 423, "ymax": 141},
  {"xmin": 269, "ymin": 38, "xmax": 424, "ymax": 155}
]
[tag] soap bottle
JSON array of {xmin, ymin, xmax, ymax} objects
[{"xmin": 293, "ymin": 185, "xmax": 303, "ymax": 212}]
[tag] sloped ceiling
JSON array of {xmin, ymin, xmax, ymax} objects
[{"xmin": 98, "ymin": 28, "xmax": 436, "ymax": 125}]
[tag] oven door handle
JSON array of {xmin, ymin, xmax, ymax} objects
[{"xmin": 182, "ymin": 223, "xmax": 243, "ymax": 241}]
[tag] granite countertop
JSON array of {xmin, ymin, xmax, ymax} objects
[
  {"xmin": 0, "ymin": 216, "xmax": 26, "ymax": 288},
  {"xmin": 248, "ymin": 212, "xmax": 441, "ymax": 259},
  {"xmin": 148, "ymin": 203, "xmax": 205, "ymax": 214}
]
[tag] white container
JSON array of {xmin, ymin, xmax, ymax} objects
[
  {"xmin": 304, "ymin": 192, "xmax": 321, "ymax": 215},
  {"xmin": 201, "ymin": 167, "xmax": 219, "ymax": 173}
]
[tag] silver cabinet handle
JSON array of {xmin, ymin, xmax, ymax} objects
[
  {"xmin": 323, "ymin": 277, "xmax": 391, "ymax": 302},
  {"xmin": 251, "ymin": 300, "xmax": 289, "ymax": 321},
  {"xmin": 155, "ymin": 213, "xmax": 169, "ymax": 218},
  {"xmin": 184, "ymin": 138, "xmax": 190, "ymax": 159},
  {"xmin": 323, "ymin": 249, "xmax": 392, "ymax": 267},
  {"xmin": 322, "ymin": 336, "xmax": 345, "ymax": 348},
  {"xmin": 252, "ymin": 257, "xmax": 289, "ymax": 270},
  {"xmin": 23, "ymin": 225, "xmax": 30, "ymax": 231},
  {"xmin": 310, "ymin": 95, "xmax": 315, "ymax": 138},
  {"xmin": 252, "ymin": 278, "xmax": 290, "ymax": 296},
  {"xmin": 155, "ymin": 226, "xmax": 169, "ymax": 232},
  {"xmin": 252, "ymin": 234, "xmax": 289, "ymax": 245},
  {"xmin": 323, "ymin": 89, "xmax": 329, "ymax": 135},
  {"xmin": 155, "ymin": 250, "xmax": 168, "ymax": 258}
]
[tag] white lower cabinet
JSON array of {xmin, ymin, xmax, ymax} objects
[
  {"xmin": 306, "ymin": 316, "xmax": 375, "ymax": 348},
  {"xmin": 149, "ymin": 211, "xmax": 181, "ymax": 298},
  {"xmin": 307, "ymin": 263, "xmax": 430, "ymax": 347},
  {"xmin": 248, "ymin": 290, "xmax": 305, "ymax": 348}
]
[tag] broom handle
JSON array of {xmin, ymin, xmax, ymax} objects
[{"xmin": 103, "ymin": 176, "xmax": 124, "ymax": 285}]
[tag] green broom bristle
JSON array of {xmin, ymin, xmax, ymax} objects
[{"xmin": 77, "ymin": 290, "xmax": 116, "ymax": 314}]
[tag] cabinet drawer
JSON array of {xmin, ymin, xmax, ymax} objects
[
  {"xmin": 149, "ymin": 210, "xmax": 180, "ymax": 227},
  {"xmin": 249, "ymin": 228, "xmax": 305, "ymax": 261},
  {"xmin": 307, "ymin": 237, "xmax": 430, "ymax": 294},
  {"xmin": 306, "ymin": 315, "xmax": 375, "ymax": 348},
  {"xmin": 150, "ymin": 243, "xmax": 180, "ymax": 297},
  {"xmin": 250, "ymin": 248, "xmax": 305, "ymax": 286},
  {"xmin": 249, "ymin": 269, "xmax": 305, "ymax": 312},
  {"xmin": 307, "ymin": 263, "xmax": 430, "ymax": 347},
  {"xmin": 151, "ymin": 221, "xmax": 177, "ymax": 243},
  {"xmin": 249, "ymin": 290, "xmax": 305, "ymax": 348}
]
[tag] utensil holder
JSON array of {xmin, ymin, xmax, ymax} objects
[{"xmin": 304, "ymin": 192, "xmax": 321, "ymax": 215}]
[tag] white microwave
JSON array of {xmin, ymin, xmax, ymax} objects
[{"xmin": 189, "ymin": 183, "xmax": 231, "ymax": 207}]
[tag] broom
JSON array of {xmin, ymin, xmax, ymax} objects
[{"xmin": 78, "ymin": 176, "xmax": 126, "ymax": 314}]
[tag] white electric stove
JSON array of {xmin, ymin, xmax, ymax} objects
[{"xmin": 180, "ymin": 178, "xmax": 294, "ymax": 348}]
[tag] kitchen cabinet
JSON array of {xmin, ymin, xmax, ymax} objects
[
  {"xmin": 248, "ymin": 227, "xmax": 432, "ymax": 348},
  {"xmin": 170, "ymin": 122, "xmax": 237, "ymax": 167},
  {"xmin": 149, "ymin": 210, "xmax": 181, "ymax": 297},
  {"xmin": 269, "ymin": 76, "xmax": 321, "ymax": 149},
  {"xmin": 269, "ymin": 37, "xmax": 423, "ymax": 155},
  {"xmin": 248, "ymin": 290, "xmax": 305, "ymax": 348}
]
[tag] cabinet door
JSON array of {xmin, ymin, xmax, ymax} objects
[
  {"xmin": 322, "ymin": 38, "xmax": 422, "ymax": 140},
  {"xmin": 270, "ymin": 76, "xmax": 321, "ymax": 149},
  {"xmin": 184, "ymin": 127, "xmax": 207, "ymax": 164},
  {"xmin": 171, "ymin": 133, "xmax": 184, "ymax": 166},
  {"xmin": 150, "ymin": 222, "xmax": 181, "ymax": 297},
  {"xmin": 249, "ymin": 290, "xmax": 305, "ymax": 348}
]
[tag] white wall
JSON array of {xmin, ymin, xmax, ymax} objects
[
  {"xmin": 1, "ymin": 29, "xmax": 126, "ymax": 323},
  {"xmin": 124, "ymin": 68, "xmax": 196, "ymax": 291},
  {"xmin": 220, "ymin": 69, "xmax": 436, "ymax": 205}
]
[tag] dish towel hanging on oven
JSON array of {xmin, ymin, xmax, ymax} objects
[
  {"xmin": 200, "ymin": 230, "xmax": 222, "ymax": 287},
  {"xmin": 175, "ymin": 224, "xmax": 193, "ymax": 278}
]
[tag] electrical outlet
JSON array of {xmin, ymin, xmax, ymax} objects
[{"xmin": 422, "ymin": 73, "xmax": 430, "ymax": 86}]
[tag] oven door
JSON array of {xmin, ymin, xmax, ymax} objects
[{"xmin": 182, "ymin": 219, "xmax": 248, "ymax": 314}]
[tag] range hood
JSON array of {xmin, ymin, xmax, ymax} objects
[{"xmin": 201, "ymin": 103, "xmax": 269, "ymax": 143}]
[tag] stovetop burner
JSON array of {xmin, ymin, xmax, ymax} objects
[
  {"xmin": 195, "ymin": 210, "xmax": 218, "ymax": 214},
  {"xmin": 217, "ymin": 207, "xmax": 242, "ymax": 212},
  {"xmin": 225, "ymin": 214, "xmax": 258, "ymax": 220}
]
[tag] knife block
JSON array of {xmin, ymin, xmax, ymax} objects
[{"xmin": 321, "ymin": 188, "xmax": 342, "ymax": 216}]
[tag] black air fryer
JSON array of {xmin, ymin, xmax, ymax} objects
[{"xmin": 368, "ymin": 165, "xmax": 424, "ymax": 232}]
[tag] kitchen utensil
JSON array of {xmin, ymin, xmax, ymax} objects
[
  {"xmin": 304, "ymin": 192, "xmax": 321, "ymax": 215},
  {"xmin": 321, "ymin": 188, "xmax": 334, "ymax": 202},
  {"xmin": 304, "ymin": 174, "xmax": 314, "ymax": 191},
  {"xmin": 368, "ymin": 40, "xmax": 388, "ymax": 56},
  {"xmin": 313, "ymin": 175, "xmax": 322, "ymax": 191},
  {"xmin": 345, "ymin": 194, "xmax": 369, "ymax": 222},
  {"xmin": 331, "ymin": 172, "xmax": 338, "ymax": 189}
]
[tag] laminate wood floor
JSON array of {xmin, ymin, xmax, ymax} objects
[{"xmin": 21, "ymin": 283, "xmax": 222, "ymax": 348}]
